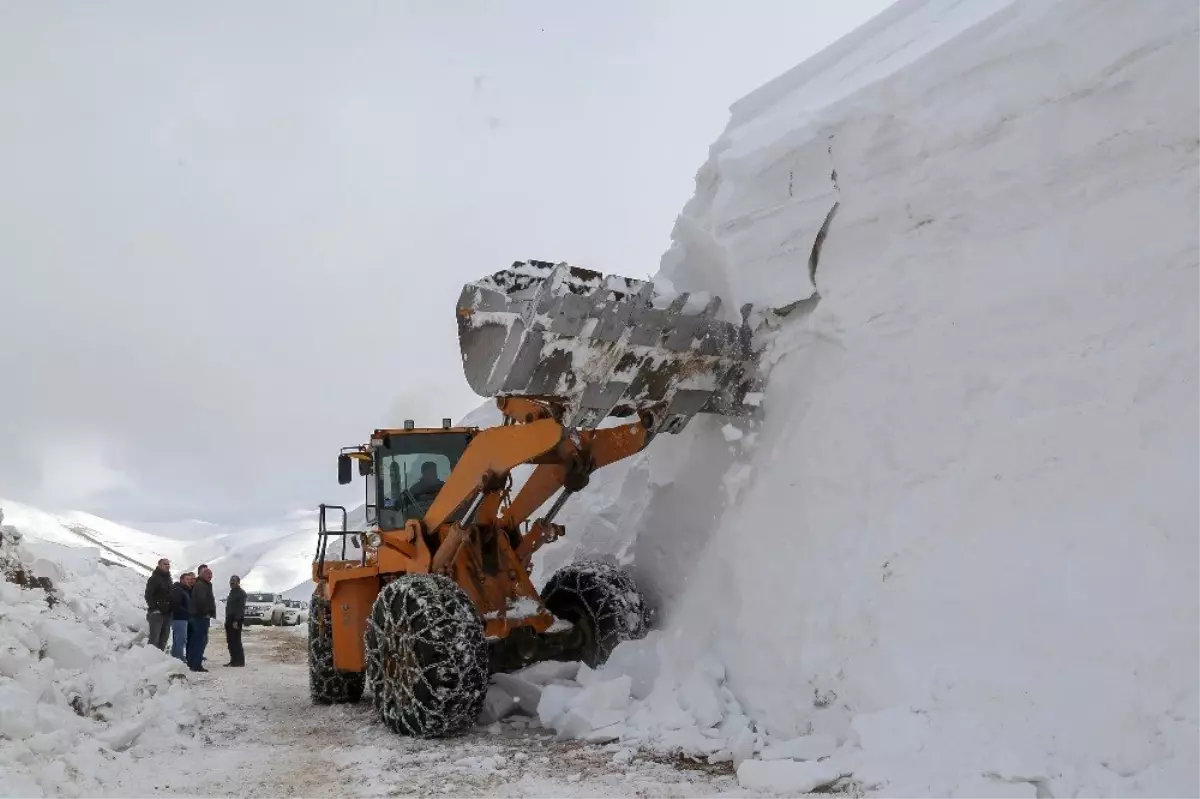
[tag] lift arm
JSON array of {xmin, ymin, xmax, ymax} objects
[
  {"xmin": 422, "ymin": 398, "xmax": 652, "ymax": 574},
  {"xmin": 498, "ymin": 420, "xmax": 650, "ymax": 528},
  {"xmin": 423, "ymin": 417, "xmax": 565, "ymax": 531}
]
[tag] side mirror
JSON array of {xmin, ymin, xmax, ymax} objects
[
  {"xmin": 337, "ymin": 454, "xmax": 352, "ymax": 485},
  {"xmin": 358, "ymin": 457, "xmax": 372, "ymax": 476}
]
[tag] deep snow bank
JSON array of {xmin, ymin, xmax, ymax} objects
[
  {"xmin": 0, "ymin": 507, "xmax": 198, "ymax": 797},
  {"xmin": 530, "ymin": 0, "xmax": 1199, "ymax": 795}
]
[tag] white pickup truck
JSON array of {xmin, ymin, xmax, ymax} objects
[{"xmin": 242, "ymin": 592, "xmax": 286, "ymax": 626}]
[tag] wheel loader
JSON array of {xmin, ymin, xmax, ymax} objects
[{"xmin": 308, "ymin": 260, "xmax": 764, "ymax": 738}]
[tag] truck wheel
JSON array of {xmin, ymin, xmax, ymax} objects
[
  {"xmin": 542, "ymin": 560, "xmax": 649, "ymax": 668},
  {"xmin": 309, "ymin": 587, "xmax": 364, "ymax": 704},
  {"xmin": 364, "ymin": 574, "xmax": 488, "ymax": 738}
]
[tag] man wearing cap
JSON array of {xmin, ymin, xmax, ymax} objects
[{"xmin": 225, "ymin": 575, "xmax": 247, "ymax": 667}]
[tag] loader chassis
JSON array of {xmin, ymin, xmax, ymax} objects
[{"xmin": 313, "ymin": 398, "xmax": 652, "ymax": 677}]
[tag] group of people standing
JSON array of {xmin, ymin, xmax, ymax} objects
[{"xmin": 144, "ymin": 558, "xmax": 247, "ymax": 670}]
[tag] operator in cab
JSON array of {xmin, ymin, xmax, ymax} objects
[{"xmin": 409, "ymin": 461, "xmax": 444, "ymax": 499}]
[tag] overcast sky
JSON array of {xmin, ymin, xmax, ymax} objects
[{"xmin": 0, "ymin": 0, "xmax": 891, "ymax": 525}]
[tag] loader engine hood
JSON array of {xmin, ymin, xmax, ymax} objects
[{"xmin": 456, "ymin": 260, "xmax": 766, "ymax": 434}]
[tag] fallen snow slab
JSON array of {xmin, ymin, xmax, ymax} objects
[
  {"xmin": 514, "ymin": 659, "xmax": 580, "ymax": 686},
  {"xmin": 538, "ymin": 683, "xmax": 581, "ymax": 726},
  {"xmin": 736, "ymin": 758, "xmax": 843, "ymax": 794},
  {"xmin": 543, "ymin": 675, "xmax": 634, "ymax": 740},
  {"xmin": 759, "ymin": 733, "xmax": 839, "ymax": 762},
  {"xmin": 478, "ymin": 684, "xmax": 519, "ymax": 725},
  {"xmin": 491, "ymin": 671, "xmax": 543, "ymax": 716},
  {"xmin": 955, "ymin": 777, "xmax": 1039, "ymax": 798}
]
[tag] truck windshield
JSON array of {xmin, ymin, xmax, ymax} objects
[
  {"xmin": 377, "ymin": 432, "xmax": 471, "ymax": 530},
  {"xmin": 246, "ymin": 593, "xmax": 275, "ymax": 603}
]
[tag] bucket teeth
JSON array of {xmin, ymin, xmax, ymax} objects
[{"xmin": 457, "ymin": 261, "xmax": 764, "ymax": 434}]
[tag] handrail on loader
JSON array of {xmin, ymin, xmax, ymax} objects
[{"xmin": 314, "ymin": 503, "xmax": 365, "ymax": 579}]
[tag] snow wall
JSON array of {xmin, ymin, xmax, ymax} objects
[{"xmin": 480, "ymin": 0, "xmax": 1199, "ymax": 794}]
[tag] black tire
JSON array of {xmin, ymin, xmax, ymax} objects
[
  {"xmin": 542, "ymin": 560, "xmax": 649, "ymax": 668},
  {"xmin": 308, "ymin": 587, "xmax": 365, "ymax": 704},
  {"xmin": 364, "ymin": 574, "xmax": 489, "ymax": 738}
]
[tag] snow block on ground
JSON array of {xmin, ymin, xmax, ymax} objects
[
  {"xmin": 736, "ymin": 759, "xmax": 843, "ymax": 794},
  {"xmin": 490, "ymin": 672, "xmax": 543, "ymax": 717},
  {"xmin": 760, "ymin": 733, "xmax": 839, "ymax": 762},
  {"xmin": 477, "ymin": 684, "xmax": 519, "ymax": 725}
]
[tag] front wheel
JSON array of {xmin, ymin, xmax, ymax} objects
[
  {"xmin": 308, "ymin": 587, "xmax": 364, "ymax": 704},
  {"xmin": 542, "ymin": 560, "xmax": 649, "ymax": 668},
  {"xmin": 364, "ymin": 574, "xmax": 489, "ymax": 738}
]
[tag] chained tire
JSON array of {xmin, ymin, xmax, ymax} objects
[
  {"xmin": 308, "ymin": 587, "xmax": 365, "ymax": 704},
  {"xmin": 364, "ymin": 573, "xmax": 489, "ymax": 738},
  {"xmin": 541, "ymin": 560, "xmax": 649, "ymax": 668}
]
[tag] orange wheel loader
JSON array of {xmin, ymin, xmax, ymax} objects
[{"xmin": 308, "ymin": 260, "xmax": 764, "ymax": 738}]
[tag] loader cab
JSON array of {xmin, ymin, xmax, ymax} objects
[{"xmin": 370, "ymin": 424, "xmax": 472, "ymax": 531}]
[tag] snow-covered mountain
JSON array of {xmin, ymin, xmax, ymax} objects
[
  {"xmin": 0, "ymin": 499, "xmax": 191, "ymax": 576},
  {"xmin": 0, "ymin": 498, "xmax": 338, "ymax": 599}
]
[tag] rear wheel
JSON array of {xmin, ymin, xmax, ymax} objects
[
  {"xmin": 541, "ymin": 560, "xmax": 649, "ymax": 667},
  {"xmin": 364, "ymin": 574, "xmax": 489, "ymax": 738},
  {"xmin": 308, "ymin": 587, "xmax": 365, "ymax": 704}
]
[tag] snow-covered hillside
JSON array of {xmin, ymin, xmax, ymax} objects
[
  {"xmin": 0, "ymin": 499, "xmax": 190, "ymax": 575},
  {"xmin": 0, "ymin": 507, "xmax": 198, "ymax": 797},
  {"xmin": 524, "ymin": 0, "xmax": 1199, "ymax": 796},
  {"xmin": 1, "ymin": 497, "xmax": 341, "ymax": 600},
  {"xmin": 171, "ymin": 512, "xmax": 325, "ymax": 599}
]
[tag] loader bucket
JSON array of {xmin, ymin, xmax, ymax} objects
[{"xmin": 456, "ymin": 260, "xmax": 764, "ymax": 434}]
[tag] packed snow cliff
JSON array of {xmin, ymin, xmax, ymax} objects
[
  {"xmin": 0, "ymin": 507, "xmax": 199, "ymax": 797},
  {"xmin": 510, "ymin": 0, "xmax": 1200, "ymax": 796}
]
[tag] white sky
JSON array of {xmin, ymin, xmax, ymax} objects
[{"xmin": 0, "ymin": 0, "xmax": 892, "ymax": 525}]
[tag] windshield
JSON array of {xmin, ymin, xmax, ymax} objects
[
  {"xmin": 377, "ymin": 432, "xmax": 471, "ymax": 530},
  {"xmin": 246, "ymin": 593, "xmax": 275, "ymax": 603}
]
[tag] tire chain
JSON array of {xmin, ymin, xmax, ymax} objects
[
  {"xmin": 364, "ymin": 574, "xmax": 489, "ymax": 738},
  {"xmin": 308, "ymin": 587, "xmax": 365, "ymax": 704},
  {"xmin": 541, "ymin": 560, "xmax": 649, "ymax": 667}
]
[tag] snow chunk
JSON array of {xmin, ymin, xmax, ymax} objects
[
  {"xmin": 760, "ymin": 733, "xmax": 839, "ymax": 762},
  {"xmin": 490, "ymin": 672, "xmax": 542, "ymax": 717},
  {"xmin": 515, "ymin": 659, "xmax": 580, "ymax": 686},
  {"xmin": 736, "ymin": 759, "xmax": 843, "ymax": 794},
  {"xmin": 537, "ymin": 683, "xmax": 580, "ymax": 727},
  {"xmin": 478, "ymin": 684, "xmax": 519, "ymax": 725}
]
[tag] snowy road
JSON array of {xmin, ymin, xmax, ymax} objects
[{"xmin": 133, "ymin": 625, "xmax": 750, "ymax": 798}]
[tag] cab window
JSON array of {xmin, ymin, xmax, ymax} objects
[{"xmin": 377, "ymin": 432, "xmax": 470, "ymax": 529}]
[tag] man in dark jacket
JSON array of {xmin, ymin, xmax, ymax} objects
[
  {"xmin": 409, "ymin": 461, "xmax": 444, "ymax": 499},
  {"xmin": 224, "ymin": 575, "xmax": 247, "ymax": 667},
  {"xmin": 144, "ymin": 558, "xmax": 173, "ymax": 650},
  {"xmin": 169, "ymin": 572, "xmax": 194, "ymax": 662},
  {"xmin": 187, "ymin": 564, "xmax": 217, "ymax": 672}
]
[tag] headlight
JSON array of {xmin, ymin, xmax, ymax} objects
[{"xmin": 364, "ymin": 531, "xmax": 382, "ymax": 548}]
